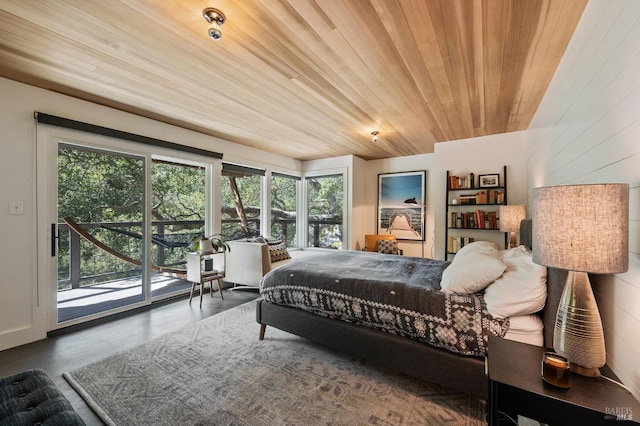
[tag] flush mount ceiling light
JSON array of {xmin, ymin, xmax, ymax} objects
[
  {"xmin": 203, "ymin": 7, "xmax": 225, "ymax": 25},
  {"xmin": 371, "ymin": 131, "xmax": 379, "ymax": 143},
  {"xmin": 203, "ymin": 7, "xmax": 225, "ymax": 41}
]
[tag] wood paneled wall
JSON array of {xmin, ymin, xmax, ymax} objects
[{"xmin": 526, "ymin": 0, "xmax": 640, "ymax": 398}]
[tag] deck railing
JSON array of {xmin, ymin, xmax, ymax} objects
[{"xmin": 59, "ymin": 217, "xmax": 342, "ymax": 289}]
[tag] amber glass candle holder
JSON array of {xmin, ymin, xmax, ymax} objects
[{"xmin": 542, "ymin": 352, "xmax": 571, "ymax": 388}]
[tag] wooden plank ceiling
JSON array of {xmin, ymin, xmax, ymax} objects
[{"xmin": 0, "ymin": 0, "xmax": 587, "ymax": 161}]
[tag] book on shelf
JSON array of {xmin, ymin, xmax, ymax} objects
[
  {"xmin": 448, "ymin": 236, "xmax": 475, "ymax": 253},
  {"xmin": 448, "ymin": 173, "xmax": 475, "ymax": 189},
  {"xmin": 488, "ymin": 211, "xmax": 498, "ymax": 229},
  {"xmin": 470, "ymin": 212, "xmax": 476, "ymax": 228},
  {"xmin": 459, "ymin": 195, "xmax": 477, "ymax": 205},
  {"xmin": 450, "ymin": 210, "xmax": 500, "ymax": 230},
  {"xmin": 451, "ymin": 189, "xmax": 505, "ymax": 205},
  {"xmin": 476, "ymin": 210, "xmax": 485, "ymax": 229},
  {"xmin": 476, "ymin": 191, "xmax": 487, "ymax": 204},
  {"xmin": 489, "ymin": 189, "xmax": 505, "ymax": 204},
  {"xmin": 474, "ymin": 189, "xmax": 504, "ymax": 204},
  {"xmin": 449, "ymin": 212, "xmax": 476, "ymax": 228}
]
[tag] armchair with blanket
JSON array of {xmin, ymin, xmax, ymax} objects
[
  {"xmin": 224, "ymin": 237, "xmax": 324, "ymax": 288},
  {"xmin": 224, "ymin": 238, "xmax": 317, "ymax": 287}
]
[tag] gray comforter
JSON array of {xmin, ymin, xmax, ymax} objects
[{"xmin": 260, "ymin": 251, "xmax": 508, "ymax": 357}]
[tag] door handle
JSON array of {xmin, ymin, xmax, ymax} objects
[{"xmin": 51, "ymin": 223, "xmax": 59, "ymax": 257}]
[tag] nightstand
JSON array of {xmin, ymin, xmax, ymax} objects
[
  {"xmin": 487, "ymin": 335, "xmax": 639, "ymax": 425},
  {"xmin": 186, "ymin": 252, "xmax": 225, "ymax": 307}
]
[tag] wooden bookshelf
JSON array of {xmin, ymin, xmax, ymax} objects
[{"xmin": 445, "ymin": 166, "xmax": 508, "ymax": 258}]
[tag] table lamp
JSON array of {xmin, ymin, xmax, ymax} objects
[
  {"xmin": 499, "ymin": 205, "xmax": 527, "ymax": 249},
  {"xmin": 532, "ymin": 184, "xmax": 628, "ymax": 377}
]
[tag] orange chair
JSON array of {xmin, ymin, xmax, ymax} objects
[{"xmin": 364, "ymin": 234, "xmax": 401, "ymax": 254}]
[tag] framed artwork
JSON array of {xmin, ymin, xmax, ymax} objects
[
  {"xmin": 478, "ymin": 174, "xmax": 500, "ymax": 188},
  {"xmin": 377, "ymin": 170, "xmax": 426, "ymax": 241}
]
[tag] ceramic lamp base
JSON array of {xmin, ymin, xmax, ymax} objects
[
  {"xmin": 570, "ymin": 364, "xmax": 601, "ymax": 378},
  {"xmin": 553, "ymin": 271, "xmax": 606, "ymax": 376}
]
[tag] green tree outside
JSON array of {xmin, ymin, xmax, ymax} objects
[
  {"xmin": 306, "ymin": 174, "xmax": 343, "ymax": 249},
  {"xmin": 58, "ymin": 146, "xmax": 343, "ymax": 289}
]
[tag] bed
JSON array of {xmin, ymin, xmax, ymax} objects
[{"xmin": 256, "ymin": 220, "xmax": 566, "ymax": 400}]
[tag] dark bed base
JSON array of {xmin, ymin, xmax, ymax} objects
[
  {"xmin": 257, "ymin": 266, "xmax": 563, "ymax": 402},
  {"xmin": 256, "ymin": 298, "xmax": 489, "ymax": 400},
  {"xmin": 256, "ymin": 220, "xmax": 564, "ymax": 402}
]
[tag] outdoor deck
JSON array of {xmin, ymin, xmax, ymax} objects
[
  {"xmin": 55, "ymin": 216, "xmax": 337, "ymax": 324},
  {"xmin": 57, "ymin": 274, "xmax": 195, "ymax": 323}
]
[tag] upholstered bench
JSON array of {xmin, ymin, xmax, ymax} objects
[{"xmin": 0, "ymin": 369, "xmax": 85, "ymax": 425}]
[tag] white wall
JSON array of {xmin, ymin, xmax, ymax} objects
[
  {"xmin": 365, "ymin": 133, "xmax": 528, "ymax": 260},
  {"xmin": 0, "ymin": 76, "xmax": 301, "ymax": 351},
  {"xmin": 433, "ymin": 132, "xmax": 528, "ymax": 259},
  {"xmin": 526, "ymin": 0, "xmax": 640, "ymax": 398},
  {"xmin": 365, "ymin": 154, "xmax": 435, "ymax": 258},
  {"xmin": 351, "ymin": 155, "xmax": 368, "ymax": 252}
]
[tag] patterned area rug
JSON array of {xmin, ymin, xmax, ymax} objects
[{"xmin": 64, "ymin": 301, "xmax": 485, "ymax": 425}]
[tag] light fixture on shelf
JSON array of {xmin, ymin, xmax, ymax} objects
[
  {"xmin": 498, "ymin": 204, "xmax": 527, "ymax": 249},
  {"xmin": 371, "ymin": 131, "xmax": 379, "ymax": 143},
  {"xmin": 404, "ymin": 197, "xmax": 427, "ymax": 258},
  {"xmin": 532, "ymin": 183, "xmax": 628, "ymax": 377},
  {"xmin": 203, "ymin": 7, "xmax": 225, "ymax": 40}
]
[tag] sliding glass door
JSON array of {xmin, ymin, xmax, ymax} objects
[
  {"xmin": 56, "ymin": 144, "xmax": 147, "ymax": 323},
  {"xmin": 149, "ymin": 159, "xmax": 206, "ymax": 299},
  {"xmin": 49, "ymin": 141, "xmax": 210, "ymax": 327}
]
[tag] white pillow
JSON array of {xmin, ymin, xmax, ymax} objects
[
  {"xmin": 484, "ymin": 246, "xmax": 547, "ymax": 318},
  {"xmin": 440, "ymin": 241, "xmax": 507, "ymax": 294},
  {"xmin": 504, "ymin": 314, "xmax": 544, "ymax": 347},
  {"xmin": 456, "ymin": 240, "xmax": 499, "ymax": 256}
]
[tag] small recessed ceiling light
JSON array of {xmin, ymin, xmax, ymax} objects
[
  {"xmin": 208, "ymin": 27, "xmax": 222, "ymax": 40},
  {"xmin": 371, "ymin": 131, "xmax": 379, "ymax": 143}
]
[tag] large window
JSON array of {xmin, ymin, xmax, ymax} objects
[
  {"xmin": 271, "ymin": 173, "xmax": 299, "ymax": 248},
  {"xmin": 306, "ymin": 174, "xmax": 343, "ymax": 249},
  {"xmin": 221, "ymin": 163, "xmax": 263, "ymax": 240},
  {"xmin": 150, "ymin": 160, "xmax": 206, "ymax": 270}
]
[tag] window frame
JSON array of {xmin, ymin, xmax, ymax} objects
[
  {"xmin": 303, "ymin": 168, "xmax": 348, "ymax": 249},
  {"xmin": 270, "ymin": 172, "xmax": 301, "ymax": 248},
  {"xmin": 220, "ymin": 162, "xmax": 265, "ymax": 240}
]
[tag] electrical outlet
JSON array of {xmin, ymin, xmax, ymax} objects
[{"xmin": 8, "ymin": 200, "xmax": 24, "ymax": 215}]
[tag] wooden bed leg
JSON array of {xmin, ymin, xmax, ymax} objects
[{"xmin": 259, "ymin": 323, "xmax": 266, "ymax": 340}]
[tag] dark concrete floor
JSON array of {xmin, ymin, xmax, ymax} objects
[{"xmin": 0, "ymin": 288, "xmax": 259, "ymax": 425}]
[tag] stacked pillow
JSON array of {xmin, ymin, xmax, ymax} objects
[
  {"xmin": 440, "ymin": 241, "xmax": 506, "ymax": 294},
  {"xmin": 483, "ymin": 245, "xmax": 547, "ymax": 318},
  {"xmin": 439, "ymin": 241, "xmax": 547, "ymax": 319},
  {"xmin": 265, "ymin": 237, "xmax": 291, "ymax": 262},
  {"xmin": 248, "ymin": 235, "xmax": 291, "ymax": 262}
]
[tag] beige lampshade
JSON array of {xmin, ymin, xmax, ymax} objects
[
  {"xmin": 498, "ymin": 205, "xmax": 527, "ymax": 232},
  {"xmin": 532, "ymin": 184, "xmax": 629, "ymax": 274}
]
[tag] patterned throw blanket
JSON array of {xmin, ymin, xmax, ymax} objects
[{"xmin": 260, "ymin": 251, "xmax": 509, "ymax": 357}]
